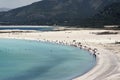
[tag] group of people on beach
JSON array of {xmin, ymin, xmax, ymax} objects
[
  {"xmin": 38, "ymin": 39, "xmax": 99, "ymax": 58},
  {"xmin": 70, "ymin": 40, "xmax": 98, "ymax": 58}
]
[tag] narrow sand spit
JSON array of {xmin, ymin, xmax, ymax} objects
[{"xmin": 0, "ymin": 29, "xmax": 120, "ymax": 80}]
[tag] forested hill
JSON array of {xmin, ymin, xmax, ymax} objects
[
  {"xmin": 0, "ymin": 0, "xmax": 120, "ymax": 27},
  {"xmin": 89, "ymin": 2, "xmax": 120, "ymax": 26}
]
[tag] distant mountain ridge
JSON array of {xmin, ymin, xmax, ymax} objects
[
  {"xmin": 0, "ymin": 0, "xmax": 120, "ymax": 27},
  {"xmin": 0, "ymin": 8, "xmax": 10, "ymax": 12}
]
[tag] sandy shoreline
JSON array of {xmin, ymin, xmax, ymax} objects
[{"xmin": 0, "ymin": 29, "xmax": 120, "ymax": 80}]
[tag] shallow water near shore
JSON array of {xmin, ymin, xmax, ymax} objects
[
  {"xmin": 0, "ymin": 39, "xmax": 96, "ymax": 80},
  {"xmin": 0, "ymin": 26, "xmax": 53, "ymax": 31}
]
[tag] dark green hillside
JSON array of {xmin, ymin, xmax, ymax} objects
[
  {"xmin": 0, "ymin": 0, "xmax": 120, "ymax": 26},
  {"xmin": 96, "ymin": 2, "xmax": 120, "ymax": 25},
  {"xmin": 84, "ymin": 2, "xmax": 120, "ymax": 27}
]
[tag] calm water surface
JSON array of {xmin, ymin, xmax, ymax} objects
[
  {"xmin": 0, "ymin": 26, "xmax": 53, "ymax": 31},
  {"xmin": 0, "ymin": 39, "xmax": 96, "ymax": 80}
]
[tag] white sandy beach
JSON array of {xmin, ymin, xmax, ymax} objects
[{"xmin": 0, "ymin": 29, "xmax": 120, "ymax": 80}]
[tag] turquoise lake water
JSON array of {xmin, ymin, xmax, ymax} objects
[{"xmin": 0, "ymin": 39, "xmax": 96, "ymax": 80}]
